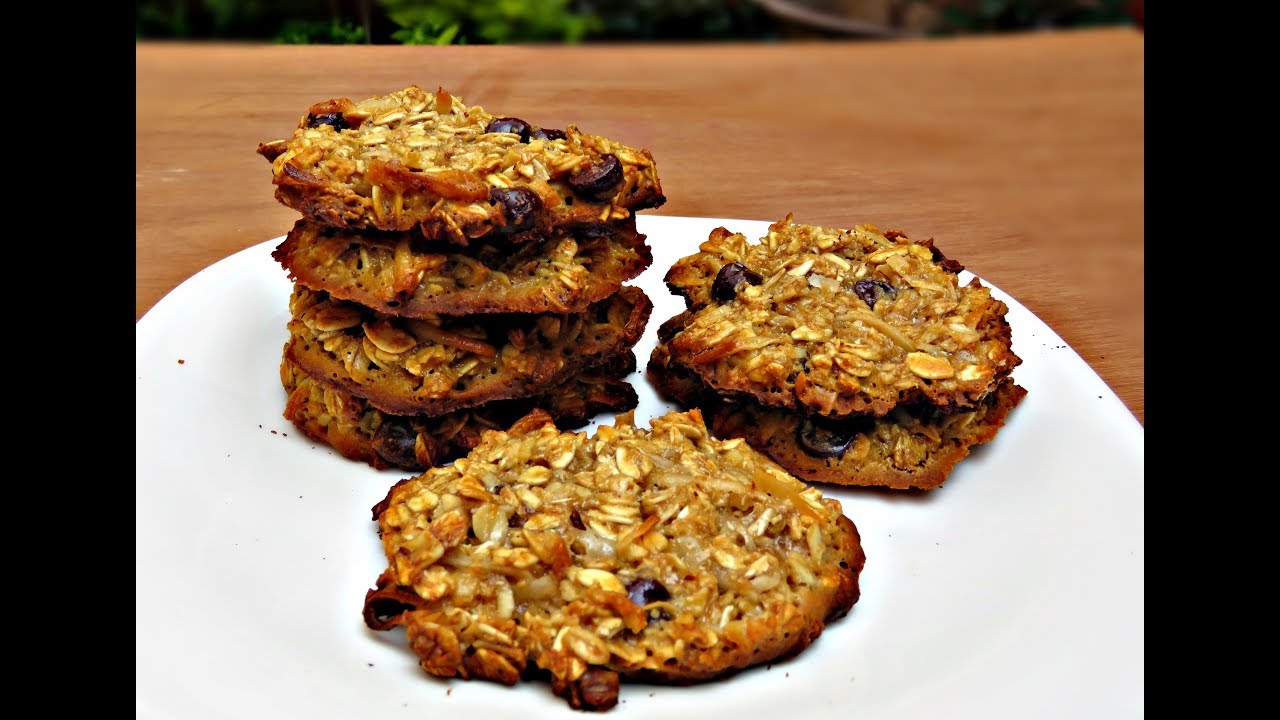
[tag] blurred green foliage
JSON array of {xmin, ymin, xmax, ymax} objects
[
  {"xmin": 135, "ymin": 0, "xmax": 1132, "ymax": 42},
  {"xmin": 926, "ymin": 0, "xmax": 1131, "ymax": 33},
  {"xmin": 378, "ymin": 0, "xmax": 599, "ymax": 45},
  {"xmin": 276, "ymin": 18, "xmax": 368, "ymax": 44},
  {"xmin": 137, "ymin": 0, "xmax": 343, "ymax": 39},
  {"xmin": 136, "ymin": 0, "xmax": 775, "ymax": 42},
  {"xmin": 588, "ymin": 0, "xmax": 772, "ymax": 41}
]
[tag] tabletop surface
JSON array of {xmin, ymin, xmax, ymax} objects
[{"xmin": 136, "ymin": 28, "xmax": 1143, "ymax": 425}]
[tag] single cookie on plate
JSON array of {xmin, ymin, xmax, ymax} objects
[
  {"xmin": 273, "ymin": 218, "xmax": 651, "ymax": 316},
  {"xmin": 257, "ymin": 85, "xmax": 665, "ymax": 245},
  {"xmin": 362, "ymin": 408, "xmax": 864, "ymax": 710},
  {"xmin": 281, "ymin": 352, "xmax": 638, "ymax": 471},
  {"xmin": 662, "ymin": 217, "xmax": 1021, "ymax": 419},
  {"xmin": 285, "ymin": 284, "xmax": 651, "ymax": 417},
  {"xmin": 648, "ymin": 332, "xmax": 1026, "ymax": 490}
]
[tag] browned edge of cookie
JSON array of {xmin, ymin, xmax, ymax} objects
[
  {"xmin": 273, "ymin": 218, "xmax": 653, "ymax": 316},
  {"xmin": 649, "ymin": 320, "xmax": 1026, "ymax": 490},
  {"xmin": 665, "ymin": 283, "xmax": 1018, "ymax": 419},
  {"xmin": 282, "ymin": 351, "xmax": 638, "ymax": 472},
  {"xmin": 659, "ymin": 221, "xmax": 1021, "ymax": 419},
  {"xmin": 270, "ymin": 179, "xmax": 665, "ymax": 248},
  {"xmin": 706, "ymin": 379, "xmax": 1026, "ymax": 491},
  {"xmin": 361, "ymin": 409, "xmax": 866, "ymax": 709},
  {"xmin": 363, "ymin": 461, "xmax": 864, "ymax": 710},
  {"xmin": 601, "ymin": 512, "xmax": 864, "ymax": 691},
  {"xmin": 361, "ymin": 513, "xmax": 863, "ymax": 708},
  {"xmin": 663, "ymin": 227, "xmax": 965, "ymax": 310},
  {"xmin": 288, "ymin": 286, "xmax": 652, "ymax": 417},
  {"xmin": 257, "ymin": 85, "xmax": 666, "ymax": 246}
]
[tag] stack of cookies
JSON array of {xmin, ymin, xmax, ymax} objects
[
  {"xmin": 257, "ymin": 85, "xmax": 664, "ymax": 471},
  {"xmin": 648, "ymin": 217, "xmax": 1025, "ymax": 490}
]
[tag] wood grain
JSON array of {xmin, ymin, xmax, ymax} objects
[{"xmin": 136, "ymin": 29, "xmax": 1143, "ymax": 424}]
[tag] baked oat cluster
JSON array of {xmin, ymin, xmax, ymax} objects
[
  {"xmin": 285, "ymin": 285, "xmax": 649, "ymax": 416},
  {"xmin": 363, "ymin": 409, "xmax": 864, "ymax": 710},
  {"xmin": 260, "ymin": 86, "xmax": 663, "ymax": 471},
  {"xmin": 281, "ymin": 353, "xmax": 638, "ymax": 471},
  {"xmin": 274, "ymin": 218, "xmax": 651, "ymax": 316},
  {"xmin": 650, "ymin": 217, "xmax": 1025, "ymax": 489},
  {"xmin": 257, "ymin": 85, "xmax": 664, "ymax": 244}
]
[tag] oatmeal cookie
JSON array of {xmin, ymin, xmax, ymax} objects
[
  {"xmin": 362, "ymin": 409, "xmax": 864, "ymax": 710},
  {"xmin": 648, "ymin": 336, "xmax": 1025, "ymax": 490},
  {"xmin": 285, "ymin": 285, "xmax": 651, "ymax": 416},
  {"xmin": 281, "ymin": 352, "xmax": 638, "ymax": 471},
  {"xmin": 273, "ymin": 218, "xmax": 651, "ymax": 316},
  {"xmin": 662, "ymin": 217, "xmax": 1020, "ymax": 418},
  {"xmin": 257, "ymin": 86, "xmax": 665, "ymax": 245}
]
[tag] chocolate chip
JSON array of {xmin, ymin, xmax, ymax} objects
[
  {"xmin": 567, "ymin": 155, "xmax": 623, "ymax": 199},
  {"xmin": 306, "ymin": 113, "xmax": 349, "ymax": 131},
  {"xmin": 796, "ymin": 417, "xmax": 865, "ymax": 458},
  {"xmin": 575, "ymin": 669, "xmax": 620, "ymax": 711},
  {"xmin": 531, "ymin": 127, "xmax": 567, "ymax": 141},
  {"xmin": 490, "ymin": 187, "xmax": 542, "ymax": 232},
  {"xmin": 572, "ymin": 222, "xmax": 614, "ymax": 239},
  {"xmin": 853, "ymin": 279, "xmax": 897, "ymax": 309},
  {"xmin": 626, "ymin": 577, "xmax": 671, "ymax": 607},
  {"xmin": 371, "ymin": 423, "xmax": 418, "ymax": 468},
  {"xmin": 485, "ymin": 117, "xmax": 531, "ymax": 142},
  {"xmin": 923, "ymin": 239, "xmax": 965, "ymax": 273},
  {"xmin": 711, "ymin": 262, "xmax": 764, "ymax": 302},
  {"xmin": 364, "ymin": 596, "xmax": 416, "ymax": 627}
]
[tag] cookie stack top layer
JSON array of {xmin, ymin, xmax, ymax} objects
[{"xmin": 257, "ymin": 85, "xmax": 665, "ymax": 245}]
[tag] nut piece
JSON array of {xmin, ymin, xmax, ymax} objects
[
  {"xmin": 363, "ymin": 319, "xmax": 418, "ymax": 354},
  {"xmin": 906, "ymin": 352, "xmax": 955, "ymax": 379},
  {"xmin": 311, "ymin": 304, "xmax": 364, "ymax": 331}
]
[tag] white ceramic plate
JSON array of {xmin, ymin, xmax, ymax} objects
[{"xmin": 136, "ymin": 216, "xmax": 1143, "ymax": 719}]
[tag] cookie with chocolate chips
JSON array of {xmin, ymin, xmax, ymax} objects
[
  {"xmin": 273, "ymin": 217, "xmax": 651, "ymax": 317},
  {"xmin": 284, "ymin": 284, "xmax": 651, "ymax": 417},
  {"xmin": 281, "ymin": 352, "xmax": 639, "ymax": 471},
  {"xmin": 648, "ymin": 331, "xmax": 1026, "ymax": 490},
  {"xmin": 257, "ymin": 85, "xmax": 665, "ymax": 245},
  {"xmin": 662, "ymin": 217, "xmax": 1021, "ymax": 419},
  {"xmin": 363, "ymin": 409, "xmax": 864, "ymax": 710}
]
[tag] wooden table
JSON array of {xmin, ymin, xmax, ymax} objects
[{"xmin": 136, "ymin": 28, "xmax": 1144, "ymax": 424}]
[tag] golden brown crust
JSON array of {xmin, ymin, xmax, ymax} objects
[
  {"xmin": 284, "ymin": 285, "xmax": 651, "ymax": 416},
  {"xmin": 274, "ymin": 218, "xmax": 652, "ymax": 316},
  {"xmin": 258, "ymin": 86, "xmax": 665, "ymax": 246},
  {"xmin": 281, "ymin": 352, "xmax": 639, "ymax": 472},
  {"xmin": 649, "ymin": 336, "xmax": 1026, "ymax": 490},
  {"xmin": 662, "ymin": 217, "xmax": 1021, "ymax": 419},
  {"xmin": 362, "ymin": 409, "xmax": 864, "ymax": 709}
]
